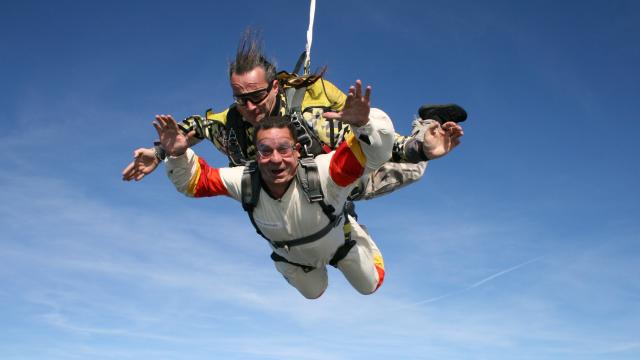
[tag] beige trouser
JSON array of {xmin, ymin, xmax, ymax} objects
[
  {"xmin": 273, "ymin": 218, "xmax": 385, "ymax": 299},
  {"xmin": 351, "ymin": 161, "xmax": 428, "ymax": 200},
  {"xmin": 350, "ymin": 118, "xmax": 432, "ymax": 201}
]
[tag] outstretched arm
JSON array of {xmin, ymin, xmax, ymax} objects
[
  {"xmin": 385, "ymin": 103, "xmax": 467, "ymax": 163},
  {"xmin": 122, "ymin": 114, "xmax": 199, "ymax": 182},
  {"xmin": 421, "ymin": 121, "xmax": 464, "ymax": 160},
  {"xmin": 155, "ymin": 114, "xmax": 241, "ymax": 199}
]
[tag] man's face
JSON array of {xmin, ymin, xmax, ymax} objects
[
  {"xmin": 230, "ymin": 67, "xmax": 279, "ymax": 125},
  {"xmin": 256, "ymin": 127, "xmax": 299, "ymax": 191}
]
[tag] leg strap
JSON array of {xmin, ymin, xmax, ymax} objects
[
  {"xmin": 271, "ymin": 252, "xmax": 315, "ymax": 273},
  {"xmin": 329, "ymin": 215, "xmax": 356, "ymax": 268},
  {"xmin": 328, "ymin": 239, "xmax": 356, "ymax": 268}
]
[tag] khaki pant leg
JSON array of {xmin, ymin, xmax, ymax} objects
[
  {"xmin": 337, "ymin": 221, "xmax": 385, "ymax": 295},
  {"xmin": 352, "ymin": 161, "xmax": 428, "ymax": 201},
  {"xmin": 274, "ymin": 261, "xmax": 328, "ymax": 299}
]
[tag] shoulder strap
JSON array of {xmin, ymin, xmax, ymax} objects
[
  {"xmin": 296, "ymin": 157, "xmax": 323, "ymax": 202},
  {"xmin": 241, "ymin": 161, "xmax": 261, "ymax": 212},
  {"xmin": 296, "ymin": 157, "xmax": 336, "ymax": 222},
  {"xmin": 285, "ymin": 86, "xmax": 307, "ymax": 114},
  {"xmin": 241, "ymin": 160, "xmax": 274, "ymax": 242}
]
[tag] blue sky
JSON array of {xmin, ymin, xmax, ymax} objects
[{"xmin": 1, "ymin": 0, "xmax": 639, "ymax": 359}]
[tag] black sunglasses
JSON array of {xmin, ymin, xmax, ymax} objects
[{"xmin": 233, "ymin": 81, "xmax": 274, "ymax": 106}]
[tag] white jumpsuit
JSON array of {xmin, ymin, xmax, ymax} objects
[{"xmin": 166, "ymin": 108, "xmax": 395, "ymax": 299}]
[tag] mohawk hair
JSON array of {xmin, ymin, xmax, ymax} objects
[{"xmin": 228, "ymin": 28, "xmax": 277, "ymax": 83}]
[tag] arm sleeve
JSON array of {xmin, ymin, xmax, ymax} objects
[
  {"xmin": 165, "ymin": 148, "xmax": 243, "ymax": 200},
  {"xmin": 328, "ymin": 107, "xmax": 395, "ymax": 187},
  {"xmin": 177, "ymin": 108, "xmax": 231, "ymax": 155},
  {"xmin": 178, "ymin": 115, "xmax": 209, "ymax": 140},
  {"xmin": 391, "ymin": 132, "xmax": 429, "ymax": 163}
]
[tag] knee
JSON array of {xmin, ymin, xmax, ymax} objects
[
  {"xmin": 353, "ymin": 267, "xmax": 385, "ymax": 295},
  {"xmin": 354, "ymin": 281, "xmax": 381, "ymax": 296},
  {"xmin": 300, "ymin": 287, "xmax": 326, "ymax": 300},
  {"xmin": 295, "ymin": 278, "xmax": 327, "ymax": 299},
  {"xmin": 284, "ymin": 273, "xmax": 328, "ymax": 299}
]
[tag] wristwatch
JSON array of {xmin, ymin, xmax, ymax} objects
[{"xmin": 153, "ymin": 141, "xmax": 167, "ymax": 161}]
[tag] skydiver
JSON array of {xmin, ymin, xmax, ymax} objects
[
  {"xmin": 122, "ymin": 29, "xmax": 466, "ymax": 202},
  {"xmin": 155, "ymin": 81, "xmax": 462, "ymax": 298}
]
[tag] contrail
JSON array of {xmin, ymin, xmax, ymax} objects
[
  {"xmin": 469, "ymin": 256, "xmax": 544, "ymax": 288},
  {"xmin": 398, "ymin": 256, "xmax": 544, "ymax": 309}
]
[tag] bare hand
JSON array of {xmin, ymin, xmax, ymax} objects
[
  {"xmin": 422, "ymin": 121, "xmax": 464, "ymax": 160},
  {"xmin": 324, "ymin": 80, "xmax": 371, "ymax": 127},
  {"xmin": 122, "ymin": 147, "xmax": 159, "ymax": 181},
  {"xmin": 152, "ymin": 114, "xmax": 196, "ymax": 157}
]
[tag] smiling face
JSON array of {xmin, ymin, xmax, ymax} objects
[
  {"xmin": 230, "ymin": 67, "xmax": 279, "ymax": 125},
  {"xmin": 255, "ymin": 127, "xmax": 300, "ymax": 198}
]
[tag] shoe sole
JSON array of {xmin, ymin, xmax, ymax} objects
[{"xmin": 418, "ymin": 104, "xmax": 467, "ymax": 124}]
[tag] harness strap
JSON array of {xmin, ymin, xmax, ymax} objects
[
  {"xmin": 271, "ymin": 210, "xmax": 356, "ymax": 273},
  {"xmin": 269, "ymin": 211, "xmax": 343, "ymax": 250},
  {"xmin": 270, "ymin": 211, "xmax": 356, "ymax": 272},
  {"xmin": 329, "ymin": 240, "xmax": 356, "ymax": 267},
  {"xmin": 245, "ymin": 205, "xmax": 341, "ymax": 250},
  {"xmin": 241, "ymin": 161, "xmax": 260, "ymax": 212},
  {"xmin": 297, "ymin": 157, "xmax": 336, "ymax": 221},
  {"xmin": 285, "ymin": 86, "xmax": 306, "ymax": 113},
  {"xmin": 291, "ymin": 88, "xmax": 307, "ymax": 113},
  {"xmin": 292, "ymin": 51, "xmax": 307, "ymax": 76},
  {"xmin": 241, "ymin": 161, "xmax": 273, "ymax": 242},
  {"xmin": 271, "ymin": 252, "xmax": 315, "ymax": 273},
  {"xmin": 290, "ymin": 112, "xmax": 314, "ymax": 155},
  {"xmin": 329, "ymin": 215, "xmax": 356, "ymax": 268},
  {"xmin": 285, "ymin": 85, "xmax": 327, "ymax": 157},
  {"xmin": 297, "ymin": 158, "xmax": 323, "ymax": 201}
]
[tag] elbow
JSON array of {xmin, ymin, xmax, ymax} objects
[{"xmin": 364, "ymin": 108, "xmax": 395, "ymax": 168}]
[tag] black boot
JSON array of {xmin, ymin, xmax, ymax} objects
[{"xmin": 418, "ymin": 104, "xmax": 467, "ymax": 124}]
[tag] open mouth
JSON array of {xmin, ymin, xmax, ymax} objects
[{"xmin": 270, "ymin": 168, "xmax": 286, "ymax": 177}]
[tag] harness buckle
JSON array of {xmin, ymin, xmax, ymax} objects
[{"xmin": 307, "ymin": 191, "xmax": 323, "ymax": 202}]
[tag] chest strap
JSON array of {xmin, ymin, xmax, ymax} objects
[{"xmin": 268, "ymin": 211, "xmax": 343, "ymax": 251}]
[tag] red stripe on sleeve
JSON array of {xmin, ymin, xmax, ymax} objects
[
  {"xmin": 329, "ymin": 142, "xmax": 365, "ymax": 187},
  {"xmin": 193, "ymin": 157, "xmax": 229, "ymax": 197}
]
